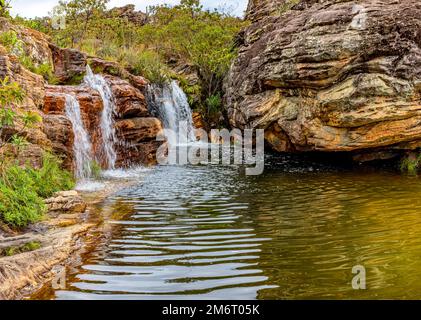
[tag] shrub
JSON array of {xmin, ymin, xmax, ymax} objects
[
  {"xmin": 0, "ymin": 153, "xmax": 75, "ymax": 228},
  {"xmin": 129, "ymin": 50, "xmax": 169, "ymax": 85},
  {"xmin": 0, "ymin": 166, "xmax": 46, "ymax": 228},
  {"xmin": 28, "ymin": 153, "xmax": 75, "ymax": 198},
  {"xmin": 0, "ymin": 241, "xmax": 41, "ymax": 257},
  {"xmin": 90, "ymin": 160, "xmax": 102, "ymax": 180},
  {"xmin": 400, "ymin": 153, "xmax": 421, "ymax": 174},
  {"xmin": 0, "ymin": 30, "xmax": 22, "ymax": 53}
]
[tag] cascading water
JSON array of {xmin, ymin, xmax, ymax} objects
[
  {"xmin": 148, "ymin": 80, "xmax": 196, "ymax": 145},
  {"xmin": 64, "ymin": 94, "xmax": 93, "ymax": 180},
  {"xmin": 84, "ymin": 65, "xmax": 117, "ymax": 169}
]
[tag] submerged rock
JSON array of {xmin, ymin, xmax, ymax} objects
[{"xmin": 226, "ymin": 0, "xmax": 421, "ymax": 160}]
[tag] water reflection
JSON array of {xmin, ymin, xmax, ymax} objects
[{"xmin": 35, "ymin": 158, "xmax": 421, "ymax": 299}]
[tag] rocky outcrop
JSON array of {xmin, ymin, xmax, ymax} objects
[
  {"xmin": 50, "ymin": 45, "xmax": 87, "ymax": 84},
  {"xmin": 226, "ymin": 0, "xmax": 421, "ymax": 160},
  {"xmin": 104, "ymin": 75, "xmax": 149, "ymax": 118},
  {"xmin": 102, "ymin": 74, "xmax": 164, "ymax": 166},
  {"xmin": 108, "ymin": 4, "xmax": 148, "ymax": 26},
  {"xmin": 0, "ymin": 17, "xmax": 53, "ymax": 67}
]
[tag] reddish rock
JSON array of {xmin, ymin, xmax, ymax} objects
[
  {"xmin": 43, "ymin": 115, "xmax": 74, "ymax": 170},
  {"xmin": 104, "ymin": 75, "xmax": 149, "ymax": 118},
  {"xmin": 50, "ymin": 45, "xmax": 87, "ymax": 84},
  {"xmin": 43, "ymin": 85, "xmax": 104, "ymax": 163},
  {"xmin": 115, "ymin": 117, "xmax": 163, "ymax": 143}
]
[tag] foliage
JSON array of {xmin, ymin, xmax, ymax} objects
[
  {"xmin": 400, "ymin": 153, "xmax": 421, "ymax": 175},
  {"xmin": 0, "ymin": 0, "xmax": 11, "ymax": 18},
  {"xmin": 205, "ymin": 93, "xmax": 222, "ymax": 122},
  {"xmin": 28, "ymin": 153, "xmax": 75, "ymax": 198},
  {"xmin": 137, "ymin": 0, "xmax": 246, "ymax": 101},
  {"xmin": 0, "ymin": 153, "xmax": 75, "ymax": 228},
  {"xmin": 127, "ymin": 50, "xmax": 169, "ymax": 84},
  {"xmin": 0, "ymin": 241, "xmax": 41, "ymax": 257},
  {"xmin": 90, "ymin": 160, "xmax": 102, "ymax": 180},
  {"xmin": 0, "ymin": 164, "xmax": 46, "ymax": 227}
]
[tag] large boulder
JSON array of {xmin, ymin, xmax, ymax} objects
[
  {"xmin": 225, "ymin": 0, "xmax": 421, "ymax": 160},
  {"xmin": 50, "ymin": 45, "xmax": 87, "ymax": 84}
]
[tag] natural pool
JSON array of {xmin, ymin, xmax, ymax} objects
[{"xmin": 33, "ymin": 156, "xmax": 421, "ymax": 299}]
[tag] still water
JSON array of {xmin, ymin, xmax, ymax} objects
[{"xmin": 34, "ymin": 156, "xmax": 421, "ymax": 299}]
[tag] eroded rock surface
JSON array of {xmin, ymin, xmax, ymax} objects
[
  {"xmin": 226, "ymin": 0, "xmax": 421, "ymax": 159},
  {"xmin": 45, "ymin": 190, "xmax": 87, "ymax": 216}
]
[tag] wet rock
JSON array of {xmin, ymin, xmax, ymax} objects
[
  {"xmin": 115, "ymin": 117, "xmax": 163, "ymax": 143},
  {"xmin": 104, "ymin": 75, "xmax": 149, "ymax": 118},
  {"xmin": 226, "ymin": 0, "xmax": 421, "ymax": 158}
]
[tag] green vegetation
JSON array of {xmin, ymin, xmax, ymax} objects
[
  {"xmin": 0, "ymin": 0, "xmax": 11, "ymax": 17},
  {"xmin": 90, "ymin": 160, "xmax": 102, "ymax": 180},
  {"xmin": 0, "ymin": 78, "xmax": 74, "ymax": 229},
  {"xmin": 0, "ymin": 30, "xmax": 59, "ymax": 84},
  {"xmin": 400, "ymin": 153, "xmax": 421, "ymax": 175},
  {"xmin": 20, "ymin": 0, "xmax": 246, "ymax": 125},
  {"xmin": 0, "ymin": 241, "xmax": 41, "ymax": 257}
]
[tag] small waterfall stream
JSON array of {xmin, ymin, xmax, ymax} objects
[
  {"xmin": 148, "ymin": 80, "xmax": 196, "ymax": 145},
  {"xmin": 64, "ymin": 94, "xmax": 93, "ymax": 180},
  {"xmin": 84, "ymin": 65, "xmax": 118, "ymax": 169}
]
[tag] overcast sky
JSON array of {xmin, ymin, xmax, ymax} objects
[{"xmin": 10, "ymin": 0, "xmax": 248, "ymax": 18}]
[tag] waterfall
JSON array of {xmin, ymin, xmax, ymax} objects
[
  {"xmin": 148, "ymin": 80, "xmax": 196, "ymax": 145},
  {"xmin": 64, "ymin": 94, "xmax": 93, "ymax": 180},
  {"xmin": 84, "ymin": 65, "xmax": 117, "ymax": 169}
]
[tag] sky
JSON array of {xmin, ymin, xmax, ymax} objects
[{"xmin": 9, "ymin": 0, "xmax": 248, "ymax": 18}]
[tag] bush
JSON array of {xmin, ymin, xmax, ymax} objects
[
  {"xmin": 0, "ymin": 167, "xmax": 46, "ymax": 228},
  {"xmin": 28, "ymin": 153, "xmax": 75, "ymax": 198},
  {"xmin": 0, "ymin": 153, "xmax": 75, "ymax": 228},
  {"xmin": 128, "ymin": 50, "xmax": 169, "ymax": 85},
  {"xmin": 400, "ymin": 153, "xmax": 421, "ymax": 174}
]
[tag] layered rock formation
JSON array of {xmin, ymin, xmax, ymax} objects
[{"xmin": 226, "ymin": 0, "xmax": 421, "ymax": 160}]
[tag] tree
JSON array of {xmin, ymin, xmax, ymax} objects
[
  {"xmin": 57, "ymin": 0, "xmax": 109, "ymax": 46},
  {"xmin": 0, "ymin": 0, "xmax": 11, "ymax": 17}
]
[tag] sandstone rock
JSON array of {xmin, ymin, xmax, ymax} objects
[
  {"xmin": 0, "ymin": 52, "xmax": 45, "ymax": 109},
  {"xmin": 104, "ymin": 75, "xmax": 149, "ymax": 118},
  {"xmin": 0, "ymin": 17, "xmax": 53, "ymax": 66},
  {"xmin": 115, "ymin": 117, "xmax": 163, "ymax": 143},
  {"xmin": 108, "ymin": 4, "xmax": 148, "ymax": 26},
  {"xmin": 50, "ymin": 45, "xmax": 87, "ymax": 84},
  {"xmin": 43, "ymin": 115, "xmax": 74, "ymax": 170},
  {"xmin": 226, "ymin": 0, "xmax": 421, "ymax": 159},
  {"xmin": 45, "ymin": 191, "xmax": 87, "ymax": 216},
  {"xmin": 88, "ymin": 57, "xmax": 149, "ymax": 92},
  {"xmin": 192, "ymin": 112, "xmax": 206, "ymax": 130}
]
